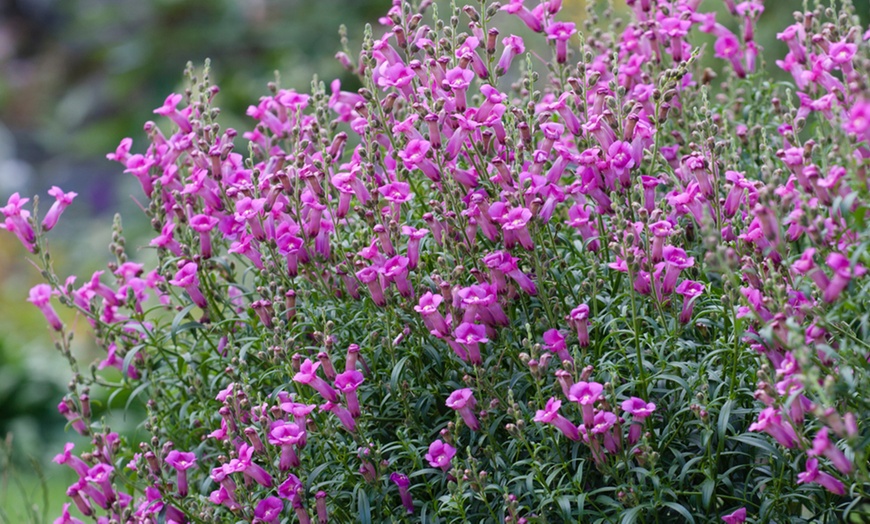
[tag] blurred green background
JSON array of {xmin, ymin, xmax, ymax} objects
[{"xmin": 0, "ymin": 0, "xmax": 867, "ymax": 521}]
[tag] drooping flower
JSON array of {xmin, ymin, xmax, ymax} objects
[
  {"xmin": 390, "ymin": 472, "xmax": 414, "ymax": 514},
  {"xmin": 797, "ymin": 457, "xmax": 845, "ymax": 495},
  {"xmin": 446, "ymin": 388, "xmax": 480, "ymax": 431},
  {"xmin": 533, "ymin": 397, "xmax": 580, "ymax": 441}
]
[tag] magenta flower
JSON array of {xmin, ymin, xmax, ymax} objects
[
  {"xmin": 454, "ymin": 322, "xmax": 489, "ymax": 365},
  {"xmin": 379, "ymin": 181, "xmax": 413, "ymax": 205},
  {"xmin": 383, "ymin": 255, "xmax": 413, "ymax": 298},
  {"xmin": 748, "ymin": 407, "xmax": 797, "ymax": 448},
  {"xmin": 165, "ymin": 450, "xmax": 197, "ymax": 496},
  {"xmin": 414, "ymin": 291, "xmax": 449, "ymax": 336},
  {"xmin": 622, "ymin": 397, "xmax": 656, "ymax": 444},
  {"xmin": 534, "ymin": 397, "xmax": 580, "ymax": 441},
  {"xmin": 675, "ymin": 280, "xmax": 705, "ymax": 324},
  {"xmin": 254, "ymin": 496, "xmax": 284, "ymax": 523},
  {"xmin": 721, "ymin": 507, "xmax": 747, "ymax": 524},
  {"xmin": 497, "ymin": 35, "xmax": 525, "ymax": 75},
  {"xmin": 321, "ymin": 401, "xmax": 356, "ymax": 432},
  {"xmin": 53, "ymin": 443, "xmax": 89, "ymax": 477},
  {"xmin": 41, "ymin": 186, "xmax": 77, "ymax": 232},
  {"xmin": 542, "ymin": 329, "xmax": 572, "ymax": 363},
  {"xmin": 546, "ymin": 22, "xmax": 576, "ymax": 63},
  {"xmin": 153, "ymin": 93, "xmax": 192, "ymax": 132},
  {"xmin": 568, "ymin": 381, "xmax": 603, "ymax": 427},
  {"xmin": 168, "ymin": 261, "xmax": 208, "ymax": 309},
  {"xmin": 500, "ymin": 0, "xmax": 543, "ymax": 32},
  {"xmin": 2, "ymin": 192, "xmax": 35, "ymax": 251},
  {"xmin": 390, "ymin": 472, "xmax": 414, "ymax": 514},
  {"xmin": 425, "ymin": 440, "xmax": 457, "ymax": 471},
  {"xmin": 845, "ymin": 100, "xmax": 870, "ymax": 142},
  {"xmin": 498, "ymin": 205, "xmax": 535, "ymax": 250},
  {"xmin": 457, "ymin": 283, "xmax": 509, "ymax": 326},
  {"xmin": 446, "ymin": 388, "xmax": 480, "ymax": 431},
  {"xmin": 797, "ymin": 458, "xmax": 845, "ymax": 495},
  {"xmin": 568, "ymin": 304, "xmax": 590, "ymax": 347},
  {"xmin": 399, "ymin": 139, "xmax": 440, "ymax": 182},
  {"xmin": 334, "ymin": 369, "xmax": 365, "ymax": 418},
  {"xmin": 293, "ymin": 358, "xmax": 339, "ymax": 403},
  {"xmin": 269, "ymin": 420, "xmax": 306, "ymax": 470},
  {"xmin": 823, "ymin": 253, "xmax": 866, "ymax": 302},
  {"xmin": 28, "ymin": 284, "xmax": 63, "ymax": 331},
  {"xmin": 714, "ymin": 32, "xmax": 745, "ymax": 77},
  {"xmin": 607, "ymin": 140, "xmax": 636, "ymax": 187},
  {"xmin": 661, "ymin": 246, "xmax": 694, "ymax": 296},
  {"xmin": 356, "ymin": 266, "xmax": 386, "ymax": 307},
  {"xmin": 444, "ymin": 67, "xmax": 474, "ymax": 111},
  {"xmin": 55, "ymin": 502, "xmax": 86, "ymax": 524},
  {"xmin": 811, "ymin": 427, "xmax": 853, "ymax": 475},
  {"xmin": 401, "ymin": 226, "xmax": 428, "ymax": 270}
]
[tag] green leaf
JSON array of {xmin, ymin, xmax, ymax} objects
[
  {"xmin": 356, "ymin": 488, "xmax": 372, "ymax": 524},
  {"xmin": 701, "ymin": 478, "xmax": 715, "ymax": 510},
  {"xmin": 663, "ymin": 502, "xmax": 695, "ymax": 524},
  {"xmin": 718, "ymin": 399, "xmax": 733, "ymax": 441}
]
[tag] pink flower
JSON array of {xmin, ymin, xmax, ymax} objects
[
  {"xmin": 414, "ymin": 291, "xmax": 449, "ymax": 336},
  {"xmin": 661, "ymin": 246, "xmax": 694, "ymax": 296},
  {"xmin": 254, "ymin": 496, "xmax": 284, "ymax": 523},
  {"xmin": 546, "ymin": 22, "xmax": 576, "ymax": 63},
  {"xmin": 383, "ymin": 255, "xmax": 413, "ymax": 298},
  {"xmin": 28, "ymin": 284, "xmax": 63, "ymax": 331},
  {"xmin": 568, "ymin": 381, "xmax": 603, "ymax": 426},
  {"xmin": 444, "ymin": 67, "xmax": 474, "ymax": 111},
  {"xmin": 42, "ymin": 186, "xmax": 77, "ymax": 231},
  {"xmin": 293, "ymin": 359, "xmax": 339, "ymax": 403},
  {"xmin": 454, "ymin": 322, "xmax": 489, "ymax": 365},
  {"xmin": 401, "ymin": 226, "xmax": 429, "ymax": 270},
  {"xmin": 446, "ymin": 388, "xmax": 480, "ymax": 431},
  {"xmin": 721, "ymin": 507, "xmax": 747, "ymax": 524},
  {"xmin": 334, "ymin": 369, "xmax": 365, "ymax": 418},
  {"xmin": 748, "ymin": 407, "xmax": 797, "ymax": 448},
  {"xmin": 542, "ymin": 329, "xmax": 572, "ymax": 363},
  {"xmin": 533, "ymin": 397, "xmax": 580, "ymax": 441},
  {"xmin": 390, "ymin": 473, "xmax": 414, "ymax": 514},
  {"xmin": 568, "ymin": 304, "xmax": 590, "ymax": 347},
  {"xmin": 497, "ymin": 205, "xmax": 535, "ymax": 250},
  {"xmin": 165, "ymin": 450, "xmax": 197, "ymax": 496},
  {"xmin": 2, "ymin": 192, "xmax": 35, "ymax": 250},
  {"xmin": 797, "ymin": 457, "xmax": 845, "ymax": 495},
  {"xmin": 425, "ymin": 440, "xmax": 457, "ymax": 471},
  {"xmin": 54, "ymin": 502, "xmax": 85, "ymax": 524},
  {"xmin": 497, "ymin": 35, "xmax": 525, "ymax": 75},
  {"xmin": 357, "ymin": 266, "xmax": 386, "ymax": 307},
  {"xmin": 714, "ymin": 32, "xmax": 746, "ymax": 77},
  {"xmin": 622, "ymin": 397, "xmax": 656, "ymax": 444},
  {"xmin": 823, "ymin": 253, "xmax": 866, "ymax": 302},
  {"xmin": 153, "ymin": 93, "xmax": 192, "ymax": 132},
  {"xmin": 500, "ymin": 0, "xmax": 543, "ymax": 32},
  {"xmin": 675, "ymin": 280, "xmax": 705, "ymax": 324},
  {"xmin": 168, "ymin": 261, "xmax": 208, "ymax": 309},
  {"xmin": 810, "ymin": 427, "xmax": 853, "ymax": 475},
  {"xmin": 321, "ymin": 400, "xmax": 356, "ymax": 432}
]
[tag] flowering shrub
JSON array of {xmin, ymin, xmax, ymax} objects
[{"xmin": 5, "ymin": 0, "xmax": 870, "ymax": 522}]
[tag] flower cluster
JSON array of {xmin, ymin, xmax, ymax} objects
[{"xmin": 6, "ymin": 0, "xmax": 870, "ymax": 522}]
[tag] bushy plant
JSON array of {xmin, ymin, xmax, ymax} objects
[{"xmin": 4, "ymin": 0, "xmax": 870, "ymax": 522}]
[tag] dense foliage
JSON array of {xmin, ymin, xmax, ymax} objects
[{"xmin": 4, "ymin": 0, "xmax": 870, "ymax": 522}]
